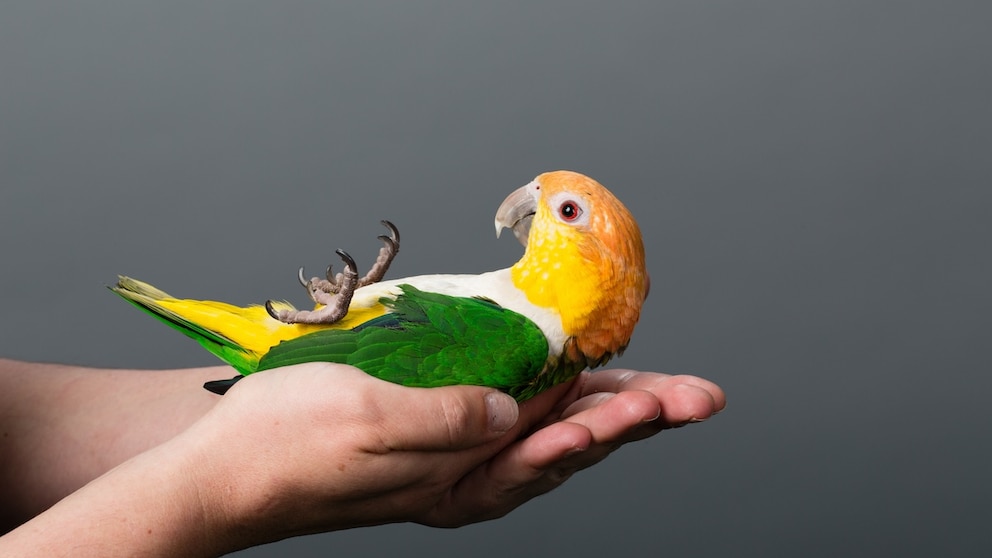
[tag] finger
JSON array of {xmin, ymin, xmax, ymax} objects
[
  {"xmin": 559, "ymin": 383, "xmax": 723, "ymax": 447},
  {"xmin": 425, "ymin": 421, "xmax": 594, "ymax": 526},
  {"xmin": 580, "ymin": 370, "xmax": 727, "ymax": 414},
  {"xmin": 557, "ymin": 391, "xmax": 615, "ymax": 418},
  {"xmin": 512, "ymin": 380, "xmax": 579, "ymax": 433},
  {"xmin": 512, "ymin": 383, "xmax": 721, "ymax": 478},
  {"xmin": 559, "ymin": 389, "xmax": 662, "ymax": 440},
  {"xmin": 655, "ymin": 381, "xmax": 724, "ymax": 425},
  {"xmin": 371, "ymin": 384, "xmax": 520, "ymax": 453}
]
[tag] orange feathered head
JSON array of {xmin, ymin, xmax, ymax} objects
[{"xmin": 495, "ymin": 170, "xmax": 649, "ymax": 366}]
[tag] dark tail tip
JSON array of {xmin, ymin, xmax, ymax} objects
[{"xmin": 203, "ymin": 375, "xmax": 243, "ymax": 395}]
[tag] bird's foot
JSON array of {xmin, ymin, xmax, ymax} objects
[
  {"xmin": 265, "ymin": 221, "xmax": 400, "ymax": 325},
  {"xmin": 266, "ymin": 249, "xmax": 358, "ymax": 324}
]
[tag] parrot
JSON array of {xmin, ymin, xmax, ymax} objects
[{"xmin": 111, "ymin": 170, "xmax": 648, "ymax": 401}]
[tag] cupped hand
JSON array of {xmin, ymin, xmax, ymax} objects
[
  {"xmin": 418, "ymin": 368, "xmax": 726, "ymax": 526},
  {"xmin": 185, "ymin": 363, "xmax": 724, "ymax": 549},
  {"xmin": 181, "ymin": 363, "xmax": 521, "ymax": 549}
]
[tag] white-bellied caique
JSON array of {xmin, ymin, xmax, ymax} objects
[{"xmin": 112, "ymin": 170, "xmax": 648, "ymax": 401}]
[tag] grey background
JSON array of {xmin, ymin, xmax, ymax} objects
[{"xmin": 2, "ymin": 2, "xmax": 989, "ymax": 556}]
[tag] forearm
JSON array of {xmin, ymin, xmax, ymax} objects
[
  {"xmin": 0, "ymin": 358, "xmax": 224, "ymax": 530},
  {"xmin": 0, "ymin": 433, "xmax": 233, "ymax": 557}
]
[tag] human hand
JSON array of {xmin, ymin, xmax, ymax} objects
[
  {"xmin": 181, "ymin": 363, "xmax": 529, "ymax": 549},
  {"xmin": 415, "ymin": 368, "xmax": 726, "ymax": 526},
  {"xmin": 186, "ymin": 364, "xmax": 724, "ymax": 548}
]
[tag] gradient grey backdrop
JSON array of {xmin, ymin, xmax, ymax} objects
[{"xmin": 2, "ymin": 2, "xmax": 989, "ymax": 556}]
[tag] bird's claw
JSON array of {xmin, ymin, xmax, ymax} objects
[
  {"xmin": 357, "ymin": 220, "xmax": 400, "ymax": 288},
  {"xmin": 268, "ymin": 222, "xmax": 400, "ymax": 325}
]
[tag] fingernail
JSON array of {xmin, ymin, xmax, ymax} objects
[
  {"xmin": 673, "ymin": 417, "xmax": 707, "ymax": 428},
  {"xmin": 485, "ymin": 392, "xmax": 519, "ymax": 433},
  {"xmin": 563, "ymin": 446, "xmax": 587, "ymax": 459},
  {"xmin": 643, "ymin": 407, "xmax": 662, "ymax": 423}
]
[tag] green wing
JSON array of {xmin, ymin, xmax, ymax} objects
[{"xmin": 256, "ymin": 285, "xmax": 553, "ymax": 400}]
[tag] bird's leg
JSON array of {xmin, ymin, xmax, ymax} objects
[
  {"xmin": 264, "ymin": 222, "xmax": 400, "ymax": 325},
  {"xmin": 357, "ymin": 220, "xmax": 400, "ymax": 287},
  {"xmin": 266, "ymin": 250, "xmax": 359, "ymax": 324}
]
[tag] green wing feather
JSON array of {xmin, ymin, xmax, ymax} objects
[{"xmin": 258, "ymin": 285, "xmax": 553, "ymax": 400}]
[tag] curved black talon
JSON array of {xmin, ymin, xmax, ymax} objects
[
  {"xmin": 335, "ymin": 249, "xmax": 358, "ymax": 276},
  {"xmin": 264, "ymin": 300, "xmax": 280, "ymax": 320},
  {"xmin": 377, "ymin": 235, "xmax": 398, "ymax": 253},
  {"xmin": 376, "ymin": 221, "xmax": 400, "ymax": 257},
  {"xmin": 381, "ymin": 220, "xmax": 400, "ymax": 245}
]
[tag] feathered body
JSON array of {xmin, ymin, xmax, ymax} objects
[{"xmin": 113, "ymin": 171, "xmax": 648, "ymax": 401}]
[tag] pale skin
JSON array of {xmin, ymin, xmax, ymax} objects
[{"xmin": 0, "ymin": 358, "xmax": 725, "ymax": 556}]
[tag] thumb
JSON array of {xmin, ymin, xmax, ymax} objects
[{"xmin": 376, "ymin": 385, "xmax": 520, "ymax": 452}]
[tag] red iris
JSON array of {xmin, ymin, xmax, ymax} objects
[{"xmin": 559, "ymin": 201, "xmax": 580, "ymax": 221}]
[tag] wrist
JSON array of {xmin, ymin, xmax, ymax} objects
[{"xmin": 168, "ymin": 402, "xmax": 327, "ymax": 551}]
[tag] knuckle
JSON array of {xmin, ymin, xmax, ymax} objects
[{"xmin": 438, "ymin": 396, "xmax": 474, "ymax": 445}]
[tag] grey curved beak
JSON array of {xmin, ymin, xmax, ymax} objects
[{"xmin": 494, "ymin": 183, "xmax": 539, "ymax": 247}]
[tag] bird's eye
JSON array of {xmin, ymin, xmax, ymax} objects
[{"xmin": 558, "ymin": 200, "xmax": 581, "ymax": 222}]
